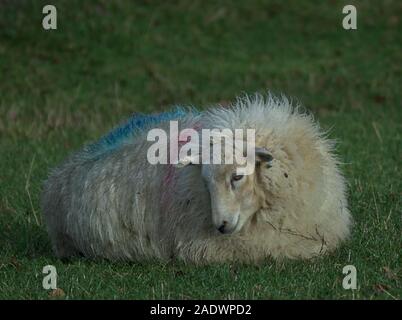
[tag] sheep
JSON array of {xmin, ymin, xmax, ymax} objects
[{"xmin": 41, "ymin": 94, "xmax": 352, "ymax": 264}]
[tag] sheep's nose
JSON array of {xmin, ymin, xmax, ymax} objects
[{"xmin": 217, "ymin": 221, "xmax": 228, "ymax": 234}]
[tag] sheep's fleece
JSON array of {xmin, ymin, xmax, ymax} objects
[{"xmin": 42, "ymin": 95, "xmax": 352, "ymax": 264}]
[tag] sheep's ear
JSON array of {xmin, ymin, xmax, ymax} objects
[
  {"xmin": 175, "ymin": 155, "xmax": 198, "ymax": 168},
  {"xmin": 255, "ymin": 147, "xmax": 273, "ymax": 167}
]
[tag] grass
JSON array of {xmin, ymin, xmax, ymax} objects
[{"xmin": 0, "ymin": 0, "xmax": 401, "ymax": 299}]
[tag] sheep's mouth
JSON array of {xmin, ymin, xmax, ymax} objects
[
  {"xmin": 215, "ymin": 214, "xmax": 240, "ymax": 235},
  {"xmin": 225, "ymin": 216, "xmax": 241, "ymax": 235}
]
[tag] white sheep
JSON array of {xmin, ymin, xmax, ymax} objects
[{"xmin": 41, "ymin": 94, "xmax": 352, "ymax": 263}]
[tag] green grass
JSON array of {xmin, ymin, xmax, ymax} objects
[{"xmin": 0, "ymin": 0, "xmax": 401, "ymax": 299}]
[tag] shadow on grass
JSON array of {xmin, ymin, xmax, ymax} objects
[{"xmin": 0, "ymin": 219, "xmax": 54, "ymax": 260}]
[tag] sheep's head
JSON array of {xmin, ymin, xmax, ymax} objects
[
  {"xmin": 201, "ymin": 147, "xmax": 273, "ymax": 234},
  {"xmin": 177, "ymin": 138, "xmax": 274, "ymax": 235}
]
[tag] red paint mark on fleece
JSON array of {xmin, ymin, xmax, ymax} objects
[{"xmin": 159, "ymin": 121, "xmax": 202, "ymax": 211}]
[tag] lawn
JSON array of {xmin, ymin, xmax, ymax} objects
[{"xmin": 0, "ymin": 0, "xmax": 400, "ymax": 299}]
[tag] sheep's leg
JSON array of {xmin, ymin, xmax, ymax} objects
[{"xmin": 175, "ymin": 236, "xmax": 258, "ymax": 264}]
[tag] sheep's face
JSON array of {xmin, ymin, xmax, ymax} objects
[{"xmin": 200, "ymin": 148, "xmax": 273, "ymax": 235}]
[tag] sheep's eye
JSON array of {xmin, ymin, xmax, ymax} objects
[{"xmin": 232, "ymin": 174, "xmax": 244, "ymax": 182}]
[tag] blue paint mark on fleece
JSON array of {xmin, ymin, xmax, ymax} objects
[{"xmin": 84, "ymin": 107, "xmax": 195, "ymax": 158}]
